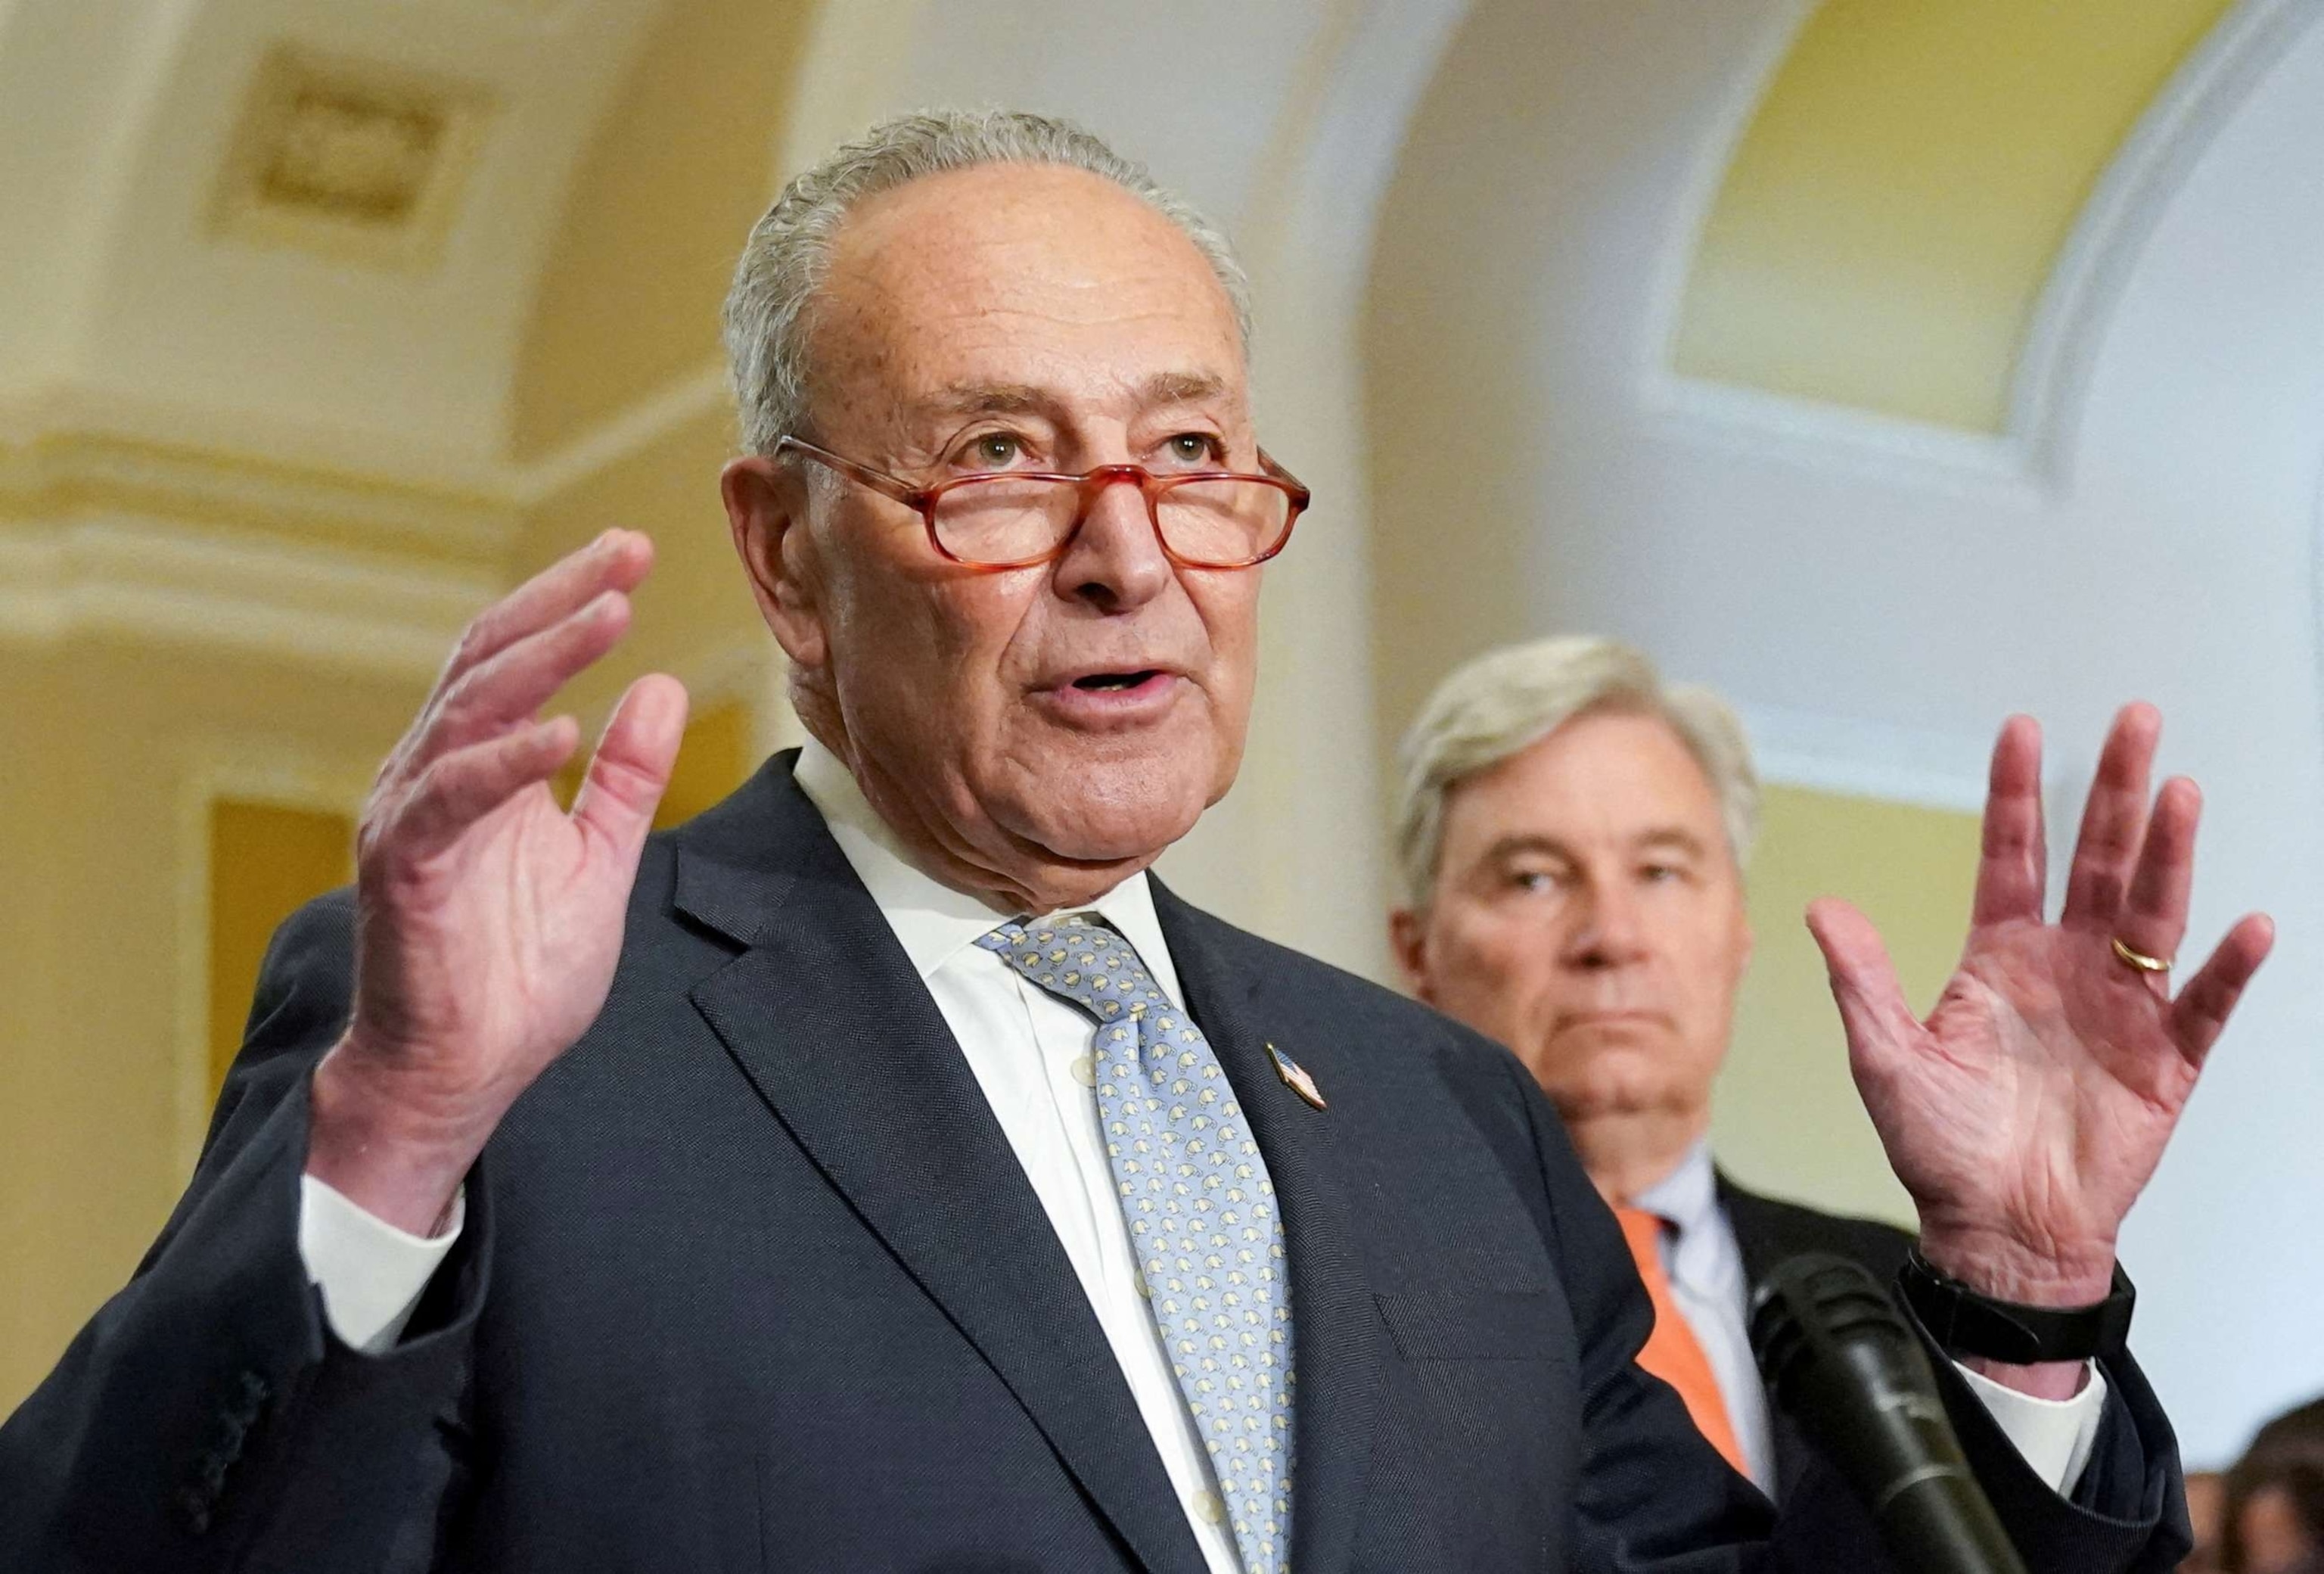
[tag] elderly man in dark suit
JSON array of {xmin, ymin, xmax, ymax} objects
[{"xmin": 0, "ymin": 109, "xmax": 2273, "ymax": 1572}]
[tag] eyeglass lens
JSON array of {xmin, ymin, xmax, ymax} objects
[{"xmin": 934, "ymin": 475, "xmax": 1292, "ymax": 566}]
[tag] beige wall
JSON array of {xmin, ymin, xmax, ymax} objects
[
  {"xmin": 0, "ymin": 0, "xmax": 803, "ymax": 1413},
  {"xmin": 1715, "ymin": 784, "xmax": 1983, "ymax": 1228},
  {"xmin": 0, "ymin": 419, "xmax": 769, "ymax": 1414},
  {"xmin": 516, "ymin": 403, "xmax": 787, "ymax": 743},
  {"xmin": 0, "ymin": 642, "xmax": 422, "ymax": 1411}
]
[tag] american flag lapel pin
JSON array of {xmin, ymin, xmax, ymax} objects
[{"xmin": 1266, "ymin": 1042, "xmax": 1327, "ymax": 1111}]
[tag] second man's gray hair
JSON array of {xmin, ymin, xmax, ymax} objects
[
  {"xmin": 722, "ymin": 107, "xmax": 1254, "ymax": 457},
  {"xmin": 1393, "ymin": 636, "xmax": 1762, "ymax": 909}
]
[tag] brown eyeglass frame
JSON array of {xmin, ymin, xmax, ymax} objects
[{"xmin": 773, "ymin": 434, "xmax": 1311, "ymax": 571}]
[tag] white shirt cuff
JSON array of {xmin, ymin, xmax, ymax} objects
[
  {"xmin": 1953, "ymin": 1359, "xmax": 2109, "ymax": 1497},
  {"xmin": 297, "ymin": 1173, "xmax": 465, "ymax": 1354}
]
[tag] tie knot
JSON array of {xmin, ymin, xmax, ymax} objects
[
  {"xmin": 977, "ymin": 913, "xmax": 1164, "ymax": 1025},
  {"xmin": 978, "ymin": 911, "xmax": 1106, "ymax": 948},
  {"xmin": 1614, "ymin": 1205, "xmax": 1674, "ymax": 1255}
]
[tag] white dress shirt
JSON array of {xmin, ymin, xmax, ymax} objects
[
  {"xmin": 295, "ymin": 750, "xmax": 2103, "ymax": 1560},
  {"xmin": 1634, "ymin": 1141, "xmax": 2108, "ymax": 1497}
]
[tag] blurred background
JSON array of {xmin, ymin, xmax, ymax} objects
[{"xmin": 2, "ymin": 0, "xmax": 2321, "ymax": 1479}]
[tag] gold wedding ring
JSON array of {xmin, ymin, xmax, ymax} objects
[{"xmin": 2110, "ymin": 935, "xmax": 2173, "ymax": 974}]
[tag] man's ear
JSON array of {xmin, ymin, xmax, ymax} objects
[
  {"xmin": 721, "ymin": 454, "xmax": 826, "ymax": 669},
  {"xmin": 1389, "ymin": 906, "xmax": 1433, "ymax": 1000}
]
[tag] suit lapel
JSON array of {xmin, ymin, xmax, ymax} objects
[
  {"xmin": 676, "ymin": 761, "xmax": 1204, "ymax": 1574},
  {"xmin": 1154, "ymin": 882, "xmax": 1382, "ymax": 1574},
  {"xmin": 1714, "ymin": 1172, "xmax": 1779, "ymax": 1289}
]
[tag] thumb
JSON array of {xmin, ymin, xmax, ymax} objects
[
  {"xmin": 1804, "ymin": 896, "xmax": 1922, "ymax": 1071},
  {"xmin": 572, "ymin": 674, "xmax": 689, "ymax": 857}
]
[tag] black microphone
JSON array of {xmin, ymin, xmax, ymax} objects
[{"xmin": 1749, "ymin": 1253, "xmax": 2029, "ymax": 1574}]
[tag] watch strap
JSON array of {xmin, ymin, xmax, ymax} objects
[{"xmin": 1898, "ymin": 1252, "xmax": 2136, "ymax": 1365}]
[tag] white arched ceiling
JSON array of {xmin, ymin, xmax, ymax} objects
[
  {"xmin": 0, "ymin": 0, "xmax": 689, "ymax": 682},
  {"xmin": 0, "ymin": 0, "xmax": 676, "ymax": 480},
  {"xmin": 1366, "ymin": 0, "xmax": 2324, "ymax": 1461}
]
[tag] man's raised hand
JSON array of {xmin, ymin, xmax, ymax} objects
[
  {"xmin": 306, "ymin": 530, "xmax": 688, "ymax": 1234},
  {"xmin": 1805, "ymin": 705, "xmax": 2271, "ymax": 1386}
]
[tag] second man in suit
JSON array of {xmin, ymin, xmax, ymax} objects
[{"xmin": 1390, "ymin": 635, "xmax": 2085, "ymax": 1503}]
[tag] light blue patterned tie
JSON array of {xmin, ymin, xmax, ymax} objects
[{"xmin": 977, "ymin": 914, "xmax": 1294, "ymax": 1573}]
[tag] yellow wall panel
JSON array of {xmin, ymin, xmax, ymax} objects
[
  {"xmin": 654, "ymin": 698, "xmax": 752, "ymax": 828},
  {"xmin": 1713, "ymin": 782, "xmax": 1982, "ymax": 1227},
  {"xmin": 1676, "ymin": 0, "xmax": 2233, "ymax": 431},
  {"xmin": 552, "ymin": 695, "xmax": 755, "ymax": 825},
  {"xmin": 207, "ymin": 801, "xmax": 354, "ymax": 1100},
  {"xmin": 0, "ymin": 642, "xmax": 417, "ymax": 1416}
]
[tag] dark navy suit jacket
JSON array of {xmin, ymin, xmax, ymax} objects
[{"xmin": 1, "ymin": 754, "xmax": 2190, "ymax": 1571}]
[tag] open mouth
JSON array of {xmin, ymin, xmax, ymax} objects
[{"xmin": 1070, "ymin": 670, "xmax": 1164, "ymax": 692}]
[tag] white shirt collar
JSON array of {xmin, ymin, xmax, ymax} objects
[
  {"xmin": 791, "ymin": 736, "xmax": 1183, "ymax": 1006},
  {"xmin": 1633, "ymin": 1138, "xmax": 1721, "ymax": 1240}
]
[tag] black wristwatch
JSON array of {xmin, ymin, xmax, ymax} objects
[{"xmin": 1898, "ymin": 1251, "xmax": 2136, "ymax": 1365}]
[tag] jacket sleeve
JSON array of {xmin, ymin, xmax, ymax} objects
[
  {"xmin": 0, "ymin": 892, "xmax": 490, "ymax": 1574},
  {"xmin": 1492, "ymin": 1046, "xmax": 2191, "ymax": 1572}
]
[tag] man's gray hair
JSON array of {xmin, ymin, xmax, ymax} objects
[
  {"xmin": 722, "ymin": 107, "xmax": 1254, "ymax": 456},
  {"xmin": 1393, "ymin": 636, "xmax": 1761, "ymax": 909}
]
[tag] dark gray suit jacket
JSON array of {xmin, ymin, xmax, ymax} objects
[{"xmin": 0, "ymin": 754, "xmax": 2191, "ymax": 1571}]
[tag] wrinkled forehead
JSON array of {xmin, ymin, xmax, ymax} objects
[
  {"xmin": 806, "ymin": 163, "xmax": 1250, "ymax": 431},
  {"xmin": 1450, "ymin": 711, "xmax": 1732, "ymax": 848}
]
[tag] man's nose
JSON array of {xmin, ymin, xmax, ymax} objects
[
  {"xmin": 1565, "ymin": 882, "xmax": 1651, "ymax": 968},
  {"xmin": 1049, "ymin": 472, "xmax": 1173, "ymax": 610}
]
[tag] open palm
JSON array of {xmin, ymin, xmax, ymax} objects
[
  {"xmin": 311, "ymin": 531, "xmax": 687, "ymax": 1232},
  {"xmin": 1808, "ymin": 706, "xmax": 2272, "ymax": 1304}
]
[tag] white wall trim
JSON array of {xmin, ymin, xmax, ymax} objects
[
  {"xmin": 1740, "ymin": 702, "xmax": 1994, "ymax": 813},
  {"xmin": 1626, "ymin": 0, "xmax": 2048, "ymax": 502},
  {"xmin": 1641, "ymin": 377, "xmax": 2041, "ymax": 505},
  {"xmin": 2010, "ymin": 0, "xmax": 2324, "ymax": 490},
  {"xmin": 0, "ymin": 356, "xmax": 733, "ymax": 543},
  {"xmin": 0, "ymin": 427, "xmax": 522, "ymax": 565},
  {"xmin": 1635, "ymin": 0, "xmax": 1815, "ymax": 412},
  {"xmin": 1636, "ymin": 0, "xmax": 2316, "ymax": 502},
  {"xmin": 1744, "ymin": 705, "xmax": 2102, "ymax": 911},
  {"xmin": 505, "ymin": 359, "xmax": 732, "ymax": 508},
  {"xmin": 0, "ymin": 514, "xmax": 496, "ymax": 680},
  {"xmin": 2308, "ymin": 437, "xmax": 2324, "ymax": 792}
]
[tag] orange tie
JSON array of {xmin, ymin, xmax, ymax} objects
[{"xmin": 1615, "ymin": 1205, "xmax": 1748, "ymax": 1475}]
